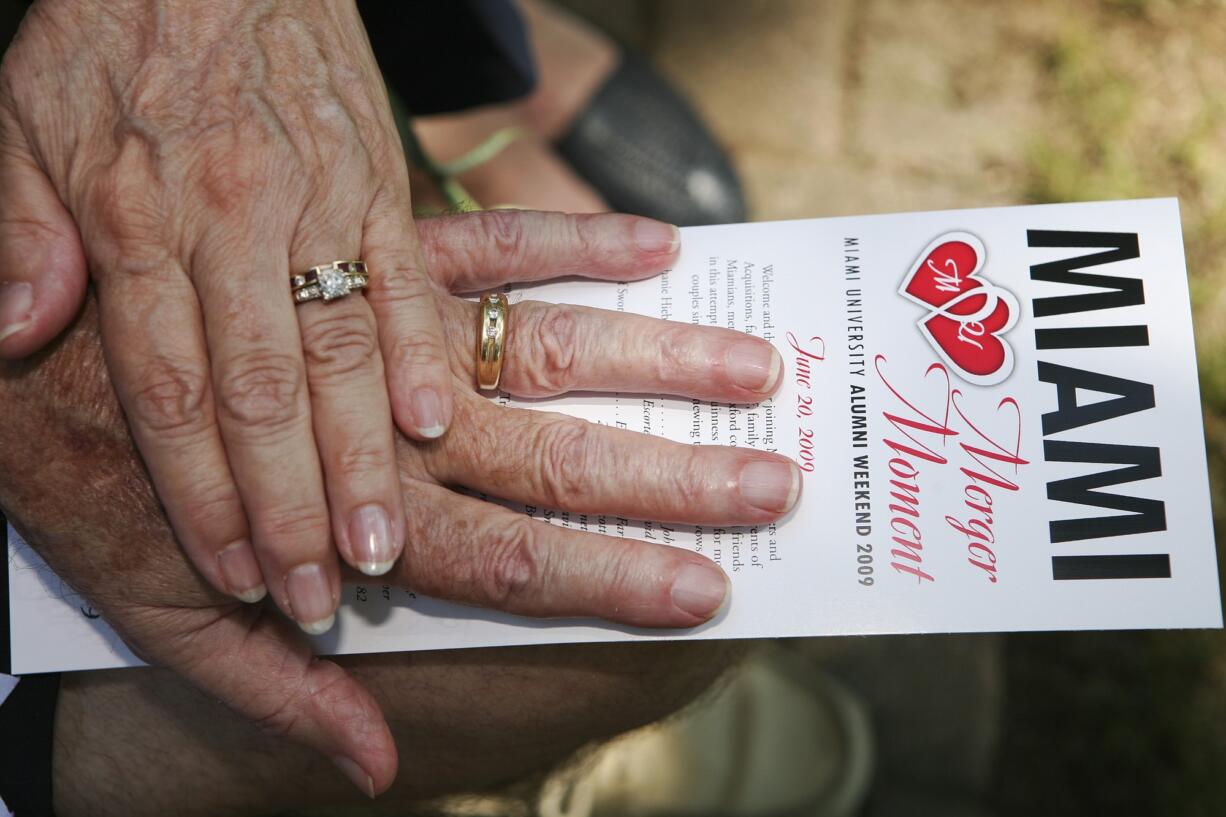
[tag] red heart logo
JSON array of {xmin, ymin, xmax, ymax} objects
[
  {"xmin": 902, "ymin": 235, "xmax": 984, "ymax": 309},
  {"xmin": 899, "ymin": 232, "xmax": 1018, "ymax": 385}
]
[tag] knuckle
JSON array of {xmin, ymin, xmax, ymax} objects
[
  {"xmin": 251, "ymin": 698, "xmax": 299, "ymax": 740},
  {"xmin": 216, "ymin": 351, "xmax": 305, "ymax": 434},
  {"xmin": 126, "ymin": 355, "xmax": 212, "ymax": 436},
  {"xmin": 533, "ymin": 416, "xmax": 598, "ymax": 507},
  {"xmin": 188, "ymin": 115, "xmax": 299, "ymax": 215},
  {"xmin": 656, "ymin": 325, "xmax": 696, "ymax": 382},
  {"xmin": 248, "ymin": 664, "xmax": 357, "ymax": 741},
  {"xmin": 560, "ymin": 212, "xmax": 598, "ymax": 258},
  {"xmin": 194, "ymin": 148, "xmax": 258, "ymax": 214},
  {"xmin": 517, "ymin": 304, "xmax": 581, "ymax": 396},
  {"xmin": 87, "ymin": 164, "xmax": 165, "ymax": 260},
  {"xmin": 259, "ymin": 503, "xmax": 330, "ymax": 546},
  {"xmin": 366, "ymin": 260, "xmax": 435, "ymax": 310},
  {"xmin": 332, "ymin": 441, "xmax": 392, "ymax": 481},
  {"xmin": 477, "ymin": 518, "xmax": 546, "ymax": 605},
  {"xmin": 252, "ymin": 665, "xmax": 363, "ymax": 741},
  {"xmin": 666, "ymin": 447, "xmax": 711, "ymax": 511},
  {"xmin": 591, "ymin": 548, "xmax": 639, "ymax": 609},
  {"xmin": 328, "ymin": 73, "xmax": 377, "ymax": 131},
  {"xmin": 477, "ymin": 209, "xmax": 529, "ymax": 265},
  {"xmin": 386, "ymin": 329, "xmax": 446, "ymax": 374},
  {"xmin": 177, "ymin": 479, "xmax": 243, "ymax": 539},
  {"xmin": 301, "ymin": 311, "xmax": 379, "ymax": 382}
]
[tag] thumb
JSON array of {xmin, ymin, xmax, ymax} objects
[
  {"xmin": 133, "ymin": 604, "xmax": 399, "ymax": 797},
  {"xmin": 0, "ymin": 115, "xmax": 87, "ymax": 359}
]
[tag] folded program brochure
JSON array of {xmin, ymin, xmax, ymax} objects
[{"xmin": 7, "ymin": 198, "xmax": 1220, "ymax": 673}]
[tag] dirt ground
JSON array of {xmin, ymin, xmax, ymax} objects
[{"xmin": 562, "ymin": 1, "xmax": 1226, "ymax": 814}]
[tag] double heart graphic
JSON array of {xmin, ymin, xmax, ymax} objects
[{"xmin": 898, "ymin": 232, "xmax": 1018, "ymax": 386}]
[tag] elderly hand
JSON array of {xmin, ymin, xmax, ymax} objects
[
  {"xmin": 0, "ymin": 0, "xmax": 498, "ymax": 632},
  {"xmin": 0, "ymin": 209, "xmax": 798, "ymax": 795}
]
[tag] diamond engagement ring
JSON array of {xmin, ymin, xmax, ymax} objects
[
  {"xmin": 476, "ymin": 292, "xmax": 510, "ymax": 391},
  {"xmin": 292, "ymin": 261, "xmax": 369, "ymax": 305}
]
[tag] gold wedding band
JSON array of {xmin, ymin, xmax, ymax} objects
[
  {"xmin": 476, "ymin": 292, "xmax": 509, "ymax": 391},
  {"xmin": 291, "ymin": 261, "xmax": 369, "ymax": 305}
]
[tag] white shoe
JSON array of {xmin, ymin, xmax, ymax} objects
[{"xmin": 537, "ymin": 645, "xmax": 873, "ymax": 817}]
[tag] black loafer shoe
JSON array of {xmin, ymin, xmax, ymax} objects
[{"xmin": 556, "ymin": 52, "xmax": 748, "ymax": 226}]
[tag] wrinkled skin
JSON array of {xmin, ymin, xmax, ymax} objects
[
  {"xmin": 0, "ymin": 0, "xmax": 467, "ymax": 633},
  {"xmin": 0, "ymin": 209, "xmax": 799, "ymax": 795}
]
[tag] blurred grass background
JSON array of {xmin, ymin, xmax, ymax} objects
[{"xmin": 560, "ymin": 1, "xmax": 1226, "ymax": 814}]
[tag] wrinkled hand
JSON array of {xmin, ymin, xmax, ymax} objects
[
  {"xmin": 0, "ymin": 210, "xmax": 799, "ymax": 795},
  {"xmin": 0, "ymin": 0, "xmax": 487, "ymax": 632}
]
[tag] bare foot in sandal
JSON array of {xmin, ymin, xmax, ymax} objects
[
  {"xmin": 411, "ymin": 0, "xmax": 616, "ymax": 213},
  {"xmin": 407, "ymin": 0, "xmax": 746, "ymax": 224}
]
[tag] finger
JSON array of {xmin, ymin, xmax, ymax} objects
[
  {"xmin": 194, "ymin": 233, "xmax": 340, "ymax": 634},
  {"xmin": 0, "ymin": 114, "xmax": 88, "ymax": 359},
  {"xmin": 418, "ymin": 210, "xmax": 679, "ymax": 292},
  {"xmin": 363, "ymin": 186, "xmax": 454, "ymax": 440},
  {"xmin": 399, "ymin": 480, "xmax": 731, "ymax": 627},
  {"xmin": 138, "ymin": 604, "xmax": 397, "ymax": 797},
  {"xmin": 292, "ymin": 255, "xmax": 405, "ymax": 578},
  {"xmin": 425, "ymin": 392, "xmax": 801, "ymax": 527},
  {"xmin": 443, "ymin": 298, "xmax": 784, "ymax": 401},
  {"xmin": 91, "ymin": 252, "xmax": 265, "ymax": 604}
]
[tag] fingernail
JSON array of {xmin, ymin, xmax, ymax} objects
[
  {"xmin": 0, "ymin": 282, "xmax": 33, "ymax": 344},
  {"xmin": 739, "ymin": 460, "xmax": 802, "ymax": 514},
  {"xmin": 726, "ymin": 341, "xmax": 782, "ymax": 392},
  {"xmin": 633, "ymin": 219, "xmax": 680, "ymax": 253},
  {"xmin": 670, "ymin": 563, "xmax": 729, "ymax": 619},
  {"xmin": 411, "ymin": 387, "xmax": 447, "ymax": 439},
  {"xmin": 217, "ymin": 540, "xmax": 266, "ymax": 603},
  {"xmin": 331, "ymin": 755, "xmax": 376, "ymax": 799},
  {"xmin": 286, "ymin": 563, "xmax": 336, "ymax": 634},
  {"xmin": 349, "ymin": 503, "xmax": 396, "ymax": 576}
]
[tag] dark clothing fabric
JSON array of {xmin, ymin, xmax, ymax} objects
[
  {"xmin": 1, "ymin": 517, "xmax": 61, "ymax": 817},
  {"xmin": 358, "ymin": 0, "xmax": 536, "ymax": 114},
  {"xmin": 6, "ymin": 1, "xmax": 536, "ymax": 116},
  {"xmin": 0, "ymin": 675, "xmax": 59, "ymax": 817}
]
